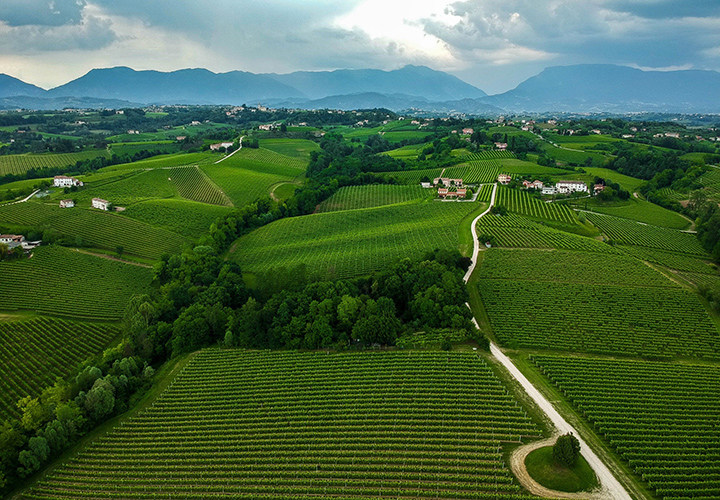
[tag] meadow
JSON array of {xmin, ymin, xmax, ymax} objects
[
  {"xmin": 0, "ymin": 245, "xmax": 152, "ymax": 319},
  {"xmin": 24, "ymin": 349, "xmax": 542, "ymax": 500},
  {"xmin": 0, "ymin": 150, "xmax": 109, "ymax": 176},
  {"xmin": 231, "ymin": 202, "xmax": 480, "ymax": 280},
  {"xmin": 0, "ymin": 317, "xmax": 119, "ymax": 421},
  {"xmin": 317, "ymin": 184, "xmax": 427, "ymax": 212},
  {"xmin": 533, "ymin": 356, "xmax": 720, "ymax": 500},
  {"xmin": 259, "ymin": 138, "xmax": 321, "ymax": 159},
  {"xmin": 0, "ymin": 202, "xmax": 188, "ymax": 260}
]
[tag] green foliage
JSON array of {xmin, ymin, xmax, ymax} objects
[
  {"xmin": 0, "ymin": 151, "xmax": 109, "ymax": 176},
  {"xmin": 166, "ymin": 166, "xmax": 232, "ymax": 206},
  {"xmin": 0, "ymin": 202, "xmax": 188, "ymax": 259},
  {"xmin": 553, "ymin": 433, "xmax": 581, "ymax": 467},
  {"xmin": 232, "ymin": 202, "xmax": 479, "ymax": 281},
  {"xmin": 316, "ymin": 184, "xmax": 427, "ymax": 212},
  {"xmin": 534, "ymin": 355, "xmax": 720, "ymax": 500},
  {"xmin": 0, "ymin": 246, "xmax": 152, "ymax": 319},
  {"xmin": 25, "ymin": 350, "xmax": 542, "ymax": 499},
  {"xmin": 383, "ymin": 168, "xmax": 443, "ymax": 184},
  {"xmin": 200, "ymin": 162, "xmax": 300, "ymax": 208},
  {"xmin": 122, "ymin": 199, "xmax": 233, "ymax": 240}
]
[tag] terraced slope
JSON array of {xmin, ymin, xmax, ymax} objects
[{"xmin": 24, "ymin": 350, "xmax": 542, "ymax": 500}]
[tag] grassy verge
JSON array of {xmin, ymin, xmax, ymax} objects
[
  {"xmin": 458, "ymin": 202, "xmax": 487, "ymax": 257},
  {"xmin": 8, "ymin": 351, "xmax": 198, "ymax": 499},
  {"xmin": 525, "ymin": 446, "xmax": 598, "ymax": 493}
]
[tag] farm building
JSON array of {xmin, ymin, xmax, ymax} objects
[
  {"xmin": 176, "ymin": 136, "xmax": 187, "ymax": 141},
  {"xmin": 92, "ymin": 198, "xmax": 111, "ymax": 211},
  {"xmin": 594, "ymin": 184, "xmax": 606, "ymax": 194},
  {"xmin": 542, "ymin": 186, "xmax": 557, "ymax": 195},
  {"xmin": 494, "ymin": 142, "xmax": 508, "ymax": 150},
  {"xmin": 555, "ymin": 180, "xmax": 588, "ymax": 194},
  {"xmin": 420, "ymin": 182, "xmax": 432, "ymax": 188},
  {"xmin": 522, "ymin": 180, "xmax": 544, "ymax": 190},
  {"xmin": 433, "ymin": 177, "xmax": 464, "ymax": 187},
  {"xmin": 59, "ymin": 199, "xmax": 75, "ymax": 208},
  {"xmin": 462, "ymin": 128, "xmax": 474, "ymax": 135},
  {"xmin": 210, "ymin": 142, "xmax": 234, "ymax": 151},
  {"xmin": 498, "ymin": 174, "xmax": 512, "ymax": 185},
  {"xmin": 258, "ymin": 124, "xmax": 274, "ymax": 131},
  {"xmin": 438, "ymin": 188, "xmax": 467, "ymax": 199},
  {"xmin": 53, "ymin": 176, "xmax": 83, "ymax": 188},
  {"xmin": 0, "ymin": 234, "xmax": 24, "ymax": 244}
]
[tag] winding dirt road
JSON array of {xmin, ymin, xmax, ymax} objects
[{"xmin": 463, "ymin": 184, "xmax": 633, "ymax": 500}]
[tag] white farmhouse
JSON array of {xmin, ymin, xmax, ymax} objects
[
  {"xmin": 420, "ymin": 182, "xmax": 432, "ymax": 188},
  {"xmin": 210, "ymin": 142, "xmax": 234, "ymax": 151},
  {"xmin": 92, "ymin": 198, "xmax": 111, "ymax": 211},
  {"xmin": 53, "ymin": 175, "xmax": 83, "ymax": 188},
  {"xmin": 498, "ymin": 174, "xmax": 512, "ymax": 185},
  {"xmin": 555, "ymin": 180, "xmax": 588, "ymax": 194},
  {"xmin": 542, "ymin": 186, "xmax": 557, "ymax": 195},
  {"xmin": 59, "ymin": 199, "xmax": 75, "ymax": 208}
]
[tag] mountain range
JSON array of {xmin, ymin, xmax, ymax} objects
[{"xmin": 0, "ymin": 64, "xmax": 719, "ymax": 114}]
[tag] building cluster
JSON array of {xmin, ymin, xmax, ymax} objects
[
  {"xmin": 0, "ymin": 234, "xmax": 41, "ymax": 251},
  {"xmin": 432, "ymin": 177, "xmax": 467, "ymax": 199},
  {"xmin": 53, "ymin": 176, "xmax": 83, "ymax": 188},
  {"xmin": 210, "ymin": 142, "xmax": 234, "ymax": 151},
  {"xmin": 541, "ymin": 180, "xmax": 588, "ymax": 195}
]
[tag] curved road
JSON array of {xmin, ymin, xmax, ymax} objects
[{"xmin": 463, "ymin": 183, "xmax": 633, "ymax": 500}]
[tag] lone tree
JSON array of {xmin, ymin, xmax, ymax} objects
[{"xmin": 553, "ymin": 433, "xmax": 581, "ymax": 467}]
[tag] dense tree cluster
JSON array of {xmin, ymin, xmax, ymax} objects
[{"xmin": 553, "ymin": 433, "xmax": 581, "ymax": 467}]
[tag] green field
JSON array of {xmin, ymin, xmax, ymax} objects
[
  {"xmin": 259, "ymin": 138, "xmax": 320, "ymax": 159},
  {"xmin": 229, "ymin": 147, "xmax": 309, "ymax": 172},
  {"xmin": 620, "ymin": 247, "xmax": 718, "ymax": 274},
  {"xmin": 496, "ymin": 186, "xmax": 578, "ymax": 224},
  {"xmin": 497, "ymin": 159, "xmax": 571, "ymax": 177},
  {"xmin": 102, "ymin": 152, "xmax": 215, "ymax": 172},
  {"xmin": 577, "ymin": 199, "xmax": 690, "ymax": 230},
  {"xmin": 480, "ymin": 279, "xmax": 719, "ymax": 358},
  {"xmin": 477, "ymin": 214, "xmax": 616, "ymax": 253},
  {"xmin": 586, "ymin": 212, "xmax": 706, "ymax": 256},
  {"xmin": 532, "ymin": 356, "xmax": 720, "ymax": 500},
  {"xmin": 109, "ymin": 142, "xmax": 182, "ymax": 156},
  {"xmin": 0, "ymin": 202, "xmax": 188, "ymax": 260},
  {"xmin": 232, "ymin": 202, "xmax": 480, "ymax": 280},
  {"xmin": 0, "ymin": 246, "xmax": 152, "ymax": 319},
  {"xmin": 72, "ymin": 169, "xmax": 178, "ymax": 207},
  {"xmin": 0, "ymin": 150, "xmax": 110, "ymax": 176},
  {"xmin": 122, "ymin": 199, "xmax": 233, "ymax": 239},
  {"xmin": 201, "ymin": 163, "xmax": 298, "ymax": 208},
  {"xmin": 383, "ymin": 168, "xmax": 444, "ymax": 184},
  {"xmin": 24, "ymin": 349, "xmax": 542, "ymax": 500},
  {"xmin": 443, "ymin": 161, "xmax": 500, "ymax": 184},
  {"xmin": 317, "ymin": 185, "xmax": 427, "ymax": 212},
  {"xmin": 0, "ymin": 317, "xmax": 119, "ymax": 421},
  {"xmin": 166, "ymin": 167, "xmax": 232, "ymax": 206},
  {"xmin": 581, "ymin": 167, "xmax": 646, "ymax": 192}
]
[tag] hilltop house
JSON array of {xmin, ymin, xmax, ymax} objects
[
  {"xmin": 59, "ymin": 199, "xmax": 74, "ymax": 208},
  {"xmin": 498, "ymin": 174, "xmax": 512, "ymax": 185},
  {"xmin": 53, "ymin": 176, "xmax": 83, "ymax": 188},
  {"xmin": 210, "ymin": 142, "xmax": 234, "ymax": 151},
  {"xmin": 92, "ymin": 198, "xmax": 111, "ymax": 211}
]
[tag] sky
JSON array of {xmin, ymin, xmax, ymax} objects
[{"xmin": 0, "ymin": 0, "xmax": 719, "ymax": 94}]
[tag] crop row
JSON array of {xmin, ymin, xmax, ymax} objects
[
  {"xmin": 462, "ymin": 150, "xmax": 515, "ymax": 161},
  {"xmin": 0, "ymin": 245, "xmax": 152, "ymax": 319},
  {"xmin": 496, "ymin": 186, "xmax": 577, "ymax": 224},
  {"xmin": 619, "ymin": 246, "xmax": 717, "ymax": 274},
  {"xmin": 586, "ymin": 212, "xmax": 707, "ymax": 256},
  {"xmin": 0, "ymin": 201, "xmax": 188, "ymax": 259},
  {"xmin": 167, "ymin": 166, "xmax": 233, "ymax": 207},
  {"xmin": 232, "ymin": 202, "xmax": 479, "ymax": 280},
  {"xmin": 200, "ymin": 163, "xmax": 297, "ymax": 208},
  {"xmin": 0, "ymin": 150, "xmax": 109, "ymax": 176},
  {"xmin": 479, "ymin": 248, "xmax": 677, "ymax": 287},
  {"xmin": 443, "ymin": 161, "xmax": 501, "ymax": 184},
  {"xmin": 24, "ymin": 350, "xmax": 542, "ymax": 500},
  {"xmin": 532, "ymin": 355, "xmax": 720, "ymax": 500},
  {"xmin": 382, "ymin": 168, "xmax": 444, "ymax": 184},
  {"xmin": 122, "ymin": 199, "xmax": 232, "ymax": 240},
  {"xmin": 479, "ymin": 279, "xmax": 720, "ymax": 359},
  {"xmin": 229, "ymin": 147, "xmax": 309, "ymax": 172},
  {"xmin": 317, "ymin": 184, "xmax": 426, "ymax": 212},
  {"xmin": 0, "ymin": 317, "xmax": 118, "ymax": 421}
]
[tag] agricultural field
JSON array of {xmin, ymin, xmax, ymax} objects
[
  {"xmin": 585, "ymin": 212, "xmax": 707, "ymax": 256},
  {"xmin": 479, "ymin": 248, "xmax": 675, "ymax": 287},
  {"xmin": 122, "ymin": 199, "xmax": 233, "ymax": 239},
  {"xmin": 24, "ymin": 349, "xmax": 542, "ymax": 500},
  {"xmin": 166, "ymin": 166, "xmax": 232, "ymax": 206},
  {"xmin": 231, "ymin": 147, "xmax": 309, "ymax": 172},
  {"xmin": 72, "ymin": 169, "xmax": 178, "ymax": 206},
  {"xmin": 581, "ymin": 167, "xmax": 646, "ymax": 192},
  {"xmin": 102, "ymin": 152, "xmax": 215, "ymax": 172},
  {"xmin": 444, "ymin": 161, "xmax": 500, "ymax": 184},
  {"xmin": 496, "ymin": 186, "xmax": 578, "ymax": 224},
  {"xmin": 461, "ymin": 150, "xmax": 516, "ymax": 161},
  {"xmin": 620, "ymin": 247, "xmax": 718, "ymax": 274},
  {"xmin": 0, "ymin": 150, "xmax": 109, "ymax": 176},
  {"xmin": 576, "ymin": 199, "xmax": 690, "ymax": 230},
  {"xmin": 0, "ymin": 317, "xmax": 119, "ymax": 421},
  {"xmin": 477, "ymin": 213, "xmax": 616, "ymax": 253},
  {"xmin": 0, "ymin": 202, "xmax": 188, "ymax": 260},
  {"xmin": 383, "ymin": 144, "xmax": 424, "ymax": 159},
  {"xmin": 232, "ymin": 202, "xmax": 480, "ymax": 280},
  {"xmin": 480, "ymin": 279, "xmax": 719, "ymax": 359},
  {"xmin": 496, "ymin": 159, "xmax": 570, "ymax": 177},
  {"xmin": 476, "ymin": 184, "xmax": 494, "ymax": 202},
  {"xmin": 201, "ymin": 163, "xmax": 298, "ymax": 208},
  {"xmin": 532, "ymin": 356, "xmax": 720, "ymax": 500},
  {"xmin": 0, "ymin": 245, "xmax": 152, "ymax": 319},
  {"xmin": 317, "ymin": 184, "xmax": 428, "ymax": 212},
  {"xmin": 383, "ymin": 168, "xmax": 444, "ymax": 184},
  {"xmin": 108, "ymin": 142, "xmax": 182, "ymax": 157},
  {"xmin": 259, "ymin": 138, "xmax": 320, "ymax": 159}
]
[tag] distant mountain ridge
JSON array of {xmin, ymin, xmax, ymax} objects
[{"xmin": 0, "ymin": 64, "xmax": 719, "ymax": 113}]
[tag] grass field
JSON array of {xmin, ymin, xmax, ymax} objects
[
  {"xmin": 532, "ymin": 356, "xmax": 720, "ymax": 500},
  {"xmin": 231, "ymin": 202, "xmax": 480, "ymax": 280},
  {"xmin": 122, "ymin": 199, "xmax": 233, "ymax": 239},
  {"xmin": 0, "ymin": 150, "xmax": 110, "ymax": 176},
  {"xmin": 317, "ymin": 185, "xmax": 428, "ymax": 212},
  {"xmin": 0, "ymin": 245, "xmax": 152, "ymax": 319},
  {"xmin": 0, "ymin": 317, "xmax": 119, "ymax": 421},
  {"xmin": 24, "ymin": 349, "xmax": 543, "ymax": 500},
  {"xmin": 525, "ymin": 446, "xmax": 598, "ymax": 493},
  {"xmin": 586, "ymin": 212, "xmax": 706, "ymax": 256},
  {"xmin": 259, "ymin": 138, "xmax": 320, "ymax": 159},
  {"xmin": 0, "ymin": 202, "xmax": 188, "ymax": 260}
]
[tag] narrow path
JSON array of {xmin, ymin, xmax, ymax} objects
[
  {"xmin": 462, "ymin": 183, "xmax": 497, "ymax": 282},
  {"xmin": 214, "ymin": 136, "xmax": 244, "ymax": 164},
  {"xmin": 463, "ymin": 185, "xmax": 633, "ymax": 500},
  {"xmin": 7, "ymin": 189, "xmax": 40, "ymax": 205},
  {"xmin": 74, "ymin": 248, "xmax": 152, "ymax": 268}
]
